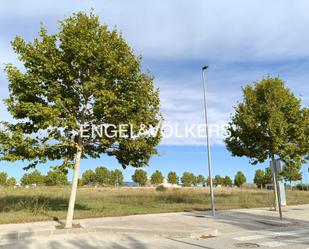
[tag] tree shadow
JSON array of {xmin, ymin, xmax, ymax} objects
[
  {"xmin": 184, "ymin": 209, "xmax": 309, "ymax": 231},
  {"xmin": 0, "ymin": 195, "xmax": 89, "ymax": 213}
]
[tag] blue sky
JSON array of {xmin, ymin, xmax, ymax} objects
[{"xmin": 0, "ymin": 0, "xmax": 308, "ymax": 183}]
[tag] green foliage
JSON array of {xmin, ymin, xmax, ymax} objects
[
  {"xmin": 110, "ymin": 169, "xmax": 124, "ymax": 186},
  {"xmin": 181, "ymin": 172, "xmax": 196, "ymax": 187},
  {"xmin": 225, "ymin": 77, "xmax": 308, "ymax": 176},
  {"xmin": 6, "ymin": 177, "xmax": 17, "ymax": 186},
  {"xmin": 0, "ymin": 11, "xmax": 161, "ymax": 170},
  {"xmin": 150, "ymin": 170, "xmax": 163, "ymax": 185},
  {"xmin": 223, "ymin": 176, "xmax": 232, "ymax": 187},
  {"xmin": 132, "ymin": 169, "xmax": 147, "ymax": 186},
  {"xmin": 263, "ymin": 167, "xmax": 273, "ymax": 185},
  {"xmin": 196, "ymin": 174, "xmax": 205, "ymax": 186},
  {"xmin": 281, "ymin": 165, "xmax": 302, "ymax": 183},
  {"xmin": 94, "ymin": 166, "xmax": 111, "ymax": 185},
  {"xmin": 81, "ymin": 170, "xmax": 95, "ymax": 185},
  {"xmin": 0, "ymin": 172, "xmax": 8, "ymax": 186},
  {"xmin": 20, "ymin": 169, "xmax": 45, "ymax": 185},
  {"xmin": 214, "ymin": 175, "xmax": 224, "ymax": 185},
  {"xmin": 167, "ymin": 171, "xmax": 179, "ymax": 184},
  {"xmin": 234, "ymin": 171, "xmax": 246, "ymax": 188},
  {"xmin": 45, "ymin": 169, "xmax": 68, "ymax": 186},
  {"xmin": 254, "ymin": 169, "xmax": 265, "ymax": 188}
]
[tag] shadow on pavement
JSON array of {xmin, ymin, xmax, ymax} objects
[{"xmin": 184, "ymin": 209, "xmax": 309, "ymax": 231}]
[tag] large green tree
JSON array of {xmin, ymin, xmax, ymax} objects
[
  {"xmin": 0, "ymin": 12, "xmax": 161, "ymax": 228},
  {"xmin": 225, "ymin": 77, "xmax": 308, "ymax": 175}
]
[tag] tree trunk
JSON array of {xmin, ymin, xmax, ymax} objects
[{"xmin": 65, "ymin": 146, "xmax": 82, "ymax": 228}]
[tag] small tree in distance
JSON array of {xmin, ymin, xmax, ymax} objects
[
  {"xmin": 151, "ymin": 170, "xmax": 163, "ymax": 185},
  {"xmin": 110, "ymin": 169, "xmax": 124, "ymax": 186},
  {"xmin": 0, "ymin": 172, "xmax": 8, "ymax": 186},
  {"xmin": 94, "ymin": 166, "xmax": 111, "ymax": 186},
  {"xmin": 254, "ymin": 169, "xmax": 265, "ymax": 189},
  {"xmin": 181, "ymin": 172, "xmax": 195, "ymax": 187},
  {"xmin": 196, "ymin": 175, "xmax": 205, "ymax": 186},
  {"xmin": 132, "ymin": 169, "xmax": 147, "ymax": 186},
  {"xmin": 167, "ymin": 171, "xmax": 179, "ymax": 184},
  {"xmin": 234, "ymin": 171, "xmax": 246, "ymax": 188},
  {"xmin": 7, "ymin": 177, "xmax": 16, "ymax": 186},
  {"xmin": 214, "ymin": 175, "xmax": 224, "ymax": 185},
  {"xmin": 223, "ymin": 176, "xmax": 232, "ymax": 187},
  {"xmin": 45, "ymin": 169, "xmax": 68, "ymax": 186},
  {"xmin": 81, "ymin": 169, "xmax": 95, "ymax": 186}
]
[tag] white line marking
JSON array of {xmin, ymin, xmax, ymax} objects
[
  {"xmin": 259, "ymin": 241, "xmax": 287, "ymax": 248},
  {"xmin": 234, "ymin": 235, "xmax": 268, "ymax": 241}
]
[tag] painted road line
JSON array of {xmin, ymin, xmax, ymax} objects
[
  {"xmin": 234, "ymin": 235, "xmax": 269, "ymax": 241},
  {"xmin": 259, "ymin": 241, "xmax": 287, "ymax": 248}
]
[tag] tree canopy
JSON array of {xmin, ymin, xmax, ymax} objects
[
  {"xmin": 150, "ymin": 170, "xmax": 163, "ymax": 185},
  {"xmin": 234, "ymin": 171, "xmax": 246, "ymax": 187},
  {"xmin": 132, "ymin": 169, "xmax": 147, "ymax": 186},
  {"xmin": 225, "ymin": 77, "xmax": 308, "ymax": 176},
  {"xmin": 167, "ymin": 171, "xmax": 179, "ymax": 184},
  {"xmin": 0, "ymin": 11, "xmax": 161, "ymax": 228}
]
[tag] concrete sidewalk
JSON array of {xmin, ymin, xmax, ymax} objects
[{"xmin": 0, "ymin": 204, "xmax": 308, "ymax": 243}]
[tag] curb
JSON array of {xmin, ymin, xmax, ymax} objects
[{"xmin": 0, "ymin": 226, "xmax": 218, "ymax": 242}]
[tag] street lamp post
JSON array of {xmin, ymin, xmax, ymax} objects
[{"xmin": 202, "ymin": 65, "xmax": 215, "ymax": 217}]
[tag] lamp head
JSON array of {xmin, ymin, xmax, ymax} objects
[{"xmin": 202, "ymin": 65, "xmax": 208, "ymax": 70}]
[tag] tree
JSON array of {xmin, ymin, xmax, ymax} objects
[
  {"xmin": 30, "ymin": 169, "xmax": 45, "ymax": 185},
  {"xmin": 234, "ymin": 171, "xmax": 246, "ymax": 188},
  {"xmin": 6, "ymin": 177, "xmax": 16, "ymax": 186},
  {"xmin": 214, "ymin": 175, "xmax": 224, "ymax": 185},
  {"xmin": 0, "ymin": 172, "xmax": 8, "ymax": 186},
  {"xmin": 110, "ymin": 169, "xmax": 124, "ymax": 186},
  {"xmin": 254, "ymin": 169, "xmax": 265, "ymax": 188},
  {"xmin": 150, "ymin": 170, "xmax": 163, "ymax": 185},
  {"xmin": 132, "ymin": 169, "xmax": 147, "ymax": 186},
  {"xmin": 223, "ymin": 176, "xmax": 232, "ymax": 187},
  {"xmin": 45, "ymin": 169, "xmax": 68, "ymax": 186},
  {"xmin": 206, "ymin": 176, "xmax": 211, "ymax": 186},
  {"xmin": 20, "ymin": 169, "xmax": 45, "ymax": 185},
  {"xmin": 196, "ymin": 174, "xmax": 205, "ymax": 186},
  {"xmin": 167, "ymin": 171, "xmax": 179, "ymax": 184},
  {"xmin": 281, "ymin": 165, "xmax": 302, "ymax": 184},
  {"xmin": 94, "ymin": 166, "xmax": 111, "ymax": 185},
  {"xmin": 263, "ymin": 167, "xmax": 273, "ymax": 185},
  {"xmin": 81, "ymin": 169, "xmax": 95, "ymax": 185},
  {"xmin": 225, "ymin": 77, "xmax": 308, "ymax": 204},
  {"xmin": 181, "ymin": 172, "xmax": 195, "ymax": 187},
  {"xmin": 1, "ymin": 12, "xmax": 161, "ymax": 228}
]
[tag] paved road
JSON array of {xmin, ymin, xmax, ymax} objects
[{"xmin": 1, "ymin": 204, "xmax": 309, "ymax": 248}]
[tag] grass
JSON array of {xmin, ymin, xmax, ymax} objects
[{"xmin": 0, "ymin": 186, "xmax": 309, "ymax": 224}]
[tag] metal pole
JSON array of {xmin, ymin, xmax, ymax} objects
[
  {"xmin": 272, "ymin": 159, "xmax": 282, "ymax": 220},
  {"xmin": 202, "ymin": 65, "xmax": 215, "ymax": 217}
]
